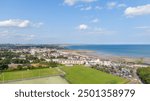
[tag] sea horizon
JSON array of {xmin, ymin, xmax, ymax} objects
[
  {"xmin": 1, "ymin": 44, "xmax": 150, "ymax": 58},
  {"xmin": 66, "ymin": 44, "xmax": 150, "ymax": 58}
]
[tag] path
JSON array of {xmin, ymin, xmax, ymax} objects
[{"xmin": 56, "ymin": 67, "xmax": 66, "ymax": 75}]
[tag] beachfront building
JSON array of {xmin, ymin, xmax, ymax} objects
[
  {"xmin": 131, "ymin": 64, "xmax": 149, "ymax": 68},
  {"xmin": 52, "ymin": 59, "xmax": 85, "ymax": 65},
  {"xmin": 98, "ymin": 60, "xmax": 112, "ymax": 67}
]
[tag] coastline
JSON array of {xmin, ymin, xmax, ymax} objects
[{"xmin": 69, "ymin": 49, "xmax": 150, "ymax": 64}]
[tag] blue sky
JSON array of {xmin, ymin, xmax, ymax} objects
[{"xmin": 0, "ymin": 0, "xmax": 150, "ymax": 44}]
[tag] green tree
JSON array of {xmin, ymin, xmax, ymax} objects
[{"xmin": 137, "ymin": 67, "xmax": 150, "ymax": 84}]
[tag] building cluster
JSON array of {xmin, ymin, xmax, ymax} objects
[{"xmin": 6, "ymin": 48, "xmax": 150, "ymax": 79}]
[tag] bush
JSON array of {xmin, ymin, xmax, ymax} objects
[
  {"xmin": 48, "ymin": 62, "xmax": 59, "ymax": 68},
  {"xmin": 137, "ymin": 67, "xmax": 150, "ymax": 84},
  {"xmin": 17, "ymin": 65, "xmax": 23, "ymax": 70}
]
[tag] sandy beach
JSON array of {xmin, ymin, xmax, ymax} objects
[{"xmin": 70, "ymin": 49, "xmax": 150, "ymax": 64}]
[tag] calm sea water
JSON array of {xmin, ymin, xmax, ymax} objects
[{"xmin": 67, "ymin": 45, "xmax": 150, "ymax": 58}]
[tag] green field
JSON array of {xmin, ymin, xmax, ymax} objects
[
  {"xmin": 61, "ymin": 65, "xmax": 129, "ymax": 84},
  {"xmin": 7, "ymin": 76, "xmax": 68, "ymax": 84},
  {"xmin": 0, "ymin": 68, "xmax": 62, "ymax": 83},
  {"xmin": 0, "ymin": 65, "xmax": 129, "ymax": 84}
]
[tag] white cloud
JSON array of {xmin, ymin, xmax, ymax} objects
[
  {"xmin": 0, "ymin": 19, "xmax": 43, "ymax": 28},
  {"xmin": 78, "ymin": 24, "xmax": 88, "ymax": 30},
  {"xmin": 80, "ymin": 6, "xmax": 92, "ymax": 10},
  {"xmin": 64, "ymin": 0, "xmax": 96, "ymax": 6},
  {"xmin": 0, "ymin": 19, "xmax": 43, "ymax": 43},
  {"xmin": 91, "ymin": 18, "xmax": 99, "ymax": 23},
  {"xmin": 64, "ymin": 0, "xmax": 75, "ymax": 6},
  {"xmin": 0, "ymin": 19, "xmax": 30, "ymax": 28},
  {"xmin": 0, "ymin": 29, "xmax": 36, "ymax": 41},
  {"xmin": 76, "ymin": 25, "xmax": 116, "ymax": 35},
  {"xmin": 106, "ymin": 2, "xmax": 126, "ymax": 9},
  {"xmin": 107, "ymin": 2, "xmax": 117, "ymax": 9},
  {"xmin": 125, "ymin": 4, "xmax": 150, "ymax": 16}
]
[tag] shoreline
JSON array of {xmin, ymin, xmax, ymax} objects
[{"xmin": 69, "ymin": 49, "xmax": 150, "ymax": 64}]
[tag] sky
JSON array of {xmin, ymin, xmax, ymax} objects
[{"xmin": 0, "ymin": 0, "xmax": 150, "ymax": 44}]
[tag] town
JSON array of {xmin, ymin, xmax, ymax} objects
[{"xmin": 0, "ymin": 45, "xmax": 149, "ymax": 84}]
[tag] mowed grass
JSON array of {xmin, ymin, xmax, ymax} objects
[
  {"xmin": 8, "ymin": 76, "xmax": 69, "ymax": 84},
  {"xmin": 0, "ymin": 68, "xmax": 61, "ymax": 83},
  {"xmin": 61, "ymin": 65, "xmax": 129, "ymax": 84},
  {"xmin": 0, "ymin": 65, "xmax": 129, "ymax": 84}
]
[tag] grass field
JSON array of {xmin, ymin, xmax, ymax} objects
[
  {"xmin": 0, "ymin": 65, "xmax": 129, "ymax": 84},
  {"xmin": 0, "ymin": 68, "xmax": 62, "ymax": 83},
  {"xmin": 7, "ymin": 76, "xmax": 68, "ymax": 84},
  {"xmin": 61, "ymin": 65, "xmax": 129, "ymax": 84}
]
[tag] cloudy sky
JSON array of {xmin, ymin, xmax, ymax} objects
[{"xmin": 0, "ymin": 0, "xmax": 150, "ymax": 44}]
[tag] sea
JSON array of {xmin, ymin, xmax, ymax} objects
[{"xmin": 66, "ymin": 45, "xmax": 150, "ymax": 58}]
